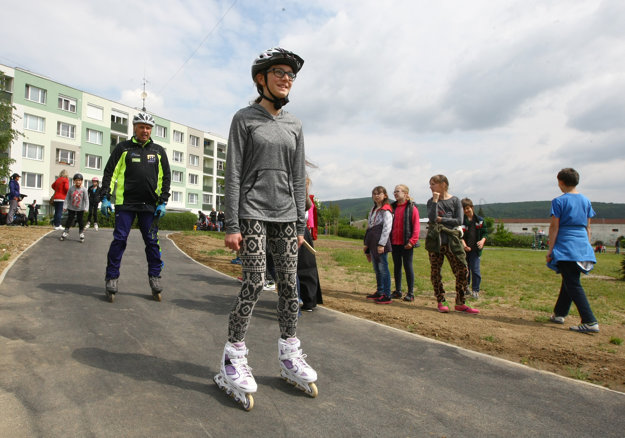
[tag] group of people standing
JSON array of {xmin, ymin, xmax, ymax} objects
[
  {"xmin": 50, "ymin": 171, "xmax": 102, "ymax": 239},
  {"xmin": 362, "ymin": 168, "xmax": 600, "ymax": 334},
  {"xmin": 364, "ymin": 176, "xmax": 485, "ymax": 314},
  {"xmin": 196, "ymin": 208, "xmax": 225, "ymax": 231}
]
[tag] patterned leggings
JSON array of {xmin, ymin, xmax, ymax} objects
[
  {"xmin": 228, "ymin": 219, "xmax": 299, "ymax": 343},
  {"xmin": 428, "ymin": 245, "xmax": 468, "ymax": 305}
]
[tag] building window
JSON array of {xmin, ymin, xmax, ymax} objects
[
  {"xmin": 57, "ymin": 121, "xmax": 76, "ymax": 139},
  {"xmin": 56, "ymin": 148, "xmax": 75, "ymax": 165},
  {"xmin": 0, "ymin": 75, "xmax": 13, "ymax": 93},
  {"xmin": 22, "ymin": 142, "xmax": 44, "ymax": 161},
  {"xmin": 172, "ymin": 191, "xmax": 182, "ymax": 203},
  {"xmin": 189, "ymin": 154, "xmax": 199, "ymax": 166},
  {"xmin": 86, "ymin": 128, "xmax": 103, "ymax": 145},
  {"xmin": 216, "ymin": 161, "xmax": 224, "ymax": 170},
  {"xmin": 111, "ymin": 110, "xmax": 128, "ymax": 126},
  {"xmin": 173, "ymin": 130, "xmax": 184, "ymax": 143},
  {"xmin": 190, "ymin": 135, "xmax": 199, "ymax": 147},
  {"xmin": 155, "ymin": 124, "xmax": 167, "ymax": 138},
  {"xmin": 25, "ymin": 84, "xmax": 47, "ymax": 104},
  {"xmin": 189, "ymin": 174, "xmax": 199, "ymax": 185},
  {"xmin": 21, "ymin": 172, "xmax": 42, "ymax": 189},
  {"xmin": 173, "ymin": 150, "xmax": 184, "ymax": 163},
  {"xmin": 188, "ymin": 193, "xmax": 198, "ymax": 204},
  {"xmin": 203, "ymin": 194, "xmax": 213, "ymax": 204},
  {"xmin": 87, "ymin": 104, "xmax": 103, "ymax": 120},
  {"xmin": 86, "ymin": 154, "xmax": 102, "ymax": 170},
  {"xmin": 110, "ymin": 134, "xmax": 127, "ymax": 148},
  {"xmin": 172, "ymin": 170, "xmax": 183, "ymax": 183},
  {"xmin": 613, "ymin": 229, "xmax": 619, "ymax": 232},
  {"xmin": 58, "ymin": 95, "xmax": 77, "ymax": 113},
  {"xmin": 24, "ymin": 114, "xmax": 45, "ymax": 132}
]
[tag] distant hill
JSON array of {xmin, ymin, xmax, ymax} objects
[{"xmin": 326, "ymin": 198, "xmax": 625, "ymax": 220}]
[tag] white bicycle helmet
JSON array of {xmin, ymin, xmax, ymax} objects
[
  {"xmin": 251, "ymin": 48, "xmax": 304, "ymax": 110},
  {"xmin": 133, "ymin": 112, "xmax": 155, "ymax": 127},
  {"xmin": 251, "ymin": 47, "xmax": 304, "ymax": 80}
]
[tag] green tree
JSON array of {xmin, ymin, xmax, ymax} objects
[
  {"xmin": 318, "ymin": 201, "xmax": 340, "ymax": 235},
  {"xmin": 0, "ymin": 71, "xmax": 19, "ymax": 192}
]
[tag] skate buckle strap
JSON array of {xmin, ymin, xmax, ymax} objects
[{"xmin": 279, "ymin": 348, "xmax": 306, "ymax": 361}]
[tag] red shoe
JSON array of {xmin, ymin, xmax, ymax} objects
[
  {"xmin": 455, "ymin": 304, "xmax": 479, "ymax": 314},
  {"xmin": 437, "ymin": 301, "xmax": 450, "ymax": 313},
  {"xmin": 375, "ymin": 295, "xmax": 392, "ymax": 304},
  {"xmin": 366, "ymin": 292, "xmax": 382, "ymax": 300}
]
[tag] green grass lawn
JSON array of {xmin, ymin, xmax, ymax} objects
[
  {"xmin": 316, "ymin": 235, "xmax": 625, "ymax": 326},
  {"xmin": 183, "ymin": 231, "xmax": 625, "ymax": 326}
]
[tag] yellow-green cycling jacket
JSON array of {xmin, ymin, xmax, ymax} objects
[{"xmin": 100, "ymin": 136, "xmax": 171, "ymax": 212}]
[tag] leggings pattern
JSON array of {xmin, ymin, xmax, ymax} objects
[
  {"xmin": 428, "ymin": 245, "xmax": 468, "ymax": 305},
  {"xmin": 228, "ymin": 219, "xmax": 299, "ymax": 342}
]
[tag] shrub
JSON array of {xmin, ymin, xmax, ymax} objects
[
  {"xmin": 337, "ymin": 224, "xmax": 366, "ymax": 240},
  {"xmin": 87, "ymin": 211, "xmax": 197, "ymax": 231},
  {"xmin": 488, "ymin": 221, "xmax": 534, "ymax": 248}
]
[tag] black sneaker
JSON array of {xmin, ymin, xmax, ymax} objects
[
  {"xmin": 375, "ymin": 295, "xmax": 392, "ymax": 304},
  {"xmin": 403, "ymin": 294, "xmax": 414, "ymax": 302},
  {"xmin": 391, "ymin": 291, "xmax": 402, "ymax": 299},
  {"xmin": 366, "ymin": 292, "xmax": 382, "ymax": 300}
]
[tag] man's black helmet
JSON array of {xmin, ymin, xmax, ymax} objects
[
  {"xmin": 251, "ymin": 47, "xmax": 304, "ymax": 80},
  {"xmin": 73, "ymin": 173, "xmax": 83, "ymax": 181}
]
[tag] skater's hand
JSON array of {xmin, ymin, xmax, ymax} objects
[
  {"xmin": 297, "ymin": 235, "xmax": 304, "ymax": 248},
  {"xmin": 225, "ymin": 233, "xmax": 243, "ymax": 251},
  {"xmin": 154, "ymin": 203, "xmax": 166, "ymax": 218},
  {"xmin": 100, "ymin": 198, "xmax": 114, "ymax": 217}
]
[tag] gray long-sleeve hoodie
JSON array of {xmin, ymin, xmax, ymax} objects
[{"xmin": 225, "ymin": 103, "xmax": 306, "ymax": 235}]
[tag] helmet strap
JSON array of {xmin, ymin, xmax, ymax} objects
[{"xmin": 261, "ymin": 72, "xmax": 289, "ymax": 110}]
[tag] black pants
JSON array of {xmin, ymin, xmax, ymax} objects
[
  {"xmin": 87, "ymin": 203, "xmax": 98, "ymax": 224},
  {"xmin": 298, "ymin": 228, "xmax": 323, "ymax": 309},
  {"xmin": 65, "ymin": 210, "xmax": 85, "ymax": 232}
]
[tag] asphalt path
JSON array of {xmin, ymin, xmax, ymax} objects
[{"xmin": 1, "ymin": 228, "xmax": 624, "ymax": 438}]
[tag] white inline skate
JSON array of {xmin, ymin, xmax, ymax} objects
[
  {"xmin": 214, "ymin": 341, "xmax": 257, "ymax": 411},
  {"xmin": 278, "ymin": 337, "xmax": 318, "ymax": 397}
]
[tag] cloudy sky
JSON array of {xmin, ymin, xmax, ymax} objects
[{"xmin": 2, "ymin": 0, "xmax": 624, "ymax": 205}]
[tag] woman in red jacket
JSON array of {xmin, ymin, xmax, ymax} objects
[{"xmin": 51, "ymin": 169, "xmax": 69, "ymax": 230}]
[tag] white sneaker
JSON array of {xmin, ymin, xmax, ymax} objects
[
  {"xmin": 94, "ymin": 223, "xmax": 99, "ymax": 231},
  {"xmin": 263, "ymin": 281, "xmax": 276, "ymax": 291},
  {"xmin": 85, "ymin": 222, "xmax": 90, "ymax": 229},
  {"xmin": 55, "ymin": 226, "xmax": 64, "ymax": 231}
]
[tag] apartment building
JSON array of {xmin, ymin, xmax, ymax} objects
[{"xmin": 0, "ymin": 63, "xmax": 227, "ymax": 215}]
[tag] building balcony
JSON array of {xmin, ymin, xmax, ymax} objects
[{"xmin": 110, "ymin": 121, "xmax": 128, "ymax": 133}]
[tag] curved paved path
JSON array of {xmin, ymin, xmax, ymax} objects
[{"xmin": 0, "ymin": 229, "xmax": 623, "ymax": 437}]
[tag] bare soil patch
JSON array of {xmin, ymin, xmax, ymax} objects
[{"xmin": 169, "ymin": 232, "xmax": 625, "ymax": 393}]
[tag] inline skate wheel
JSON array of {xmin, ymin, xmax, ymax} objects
[
  {"xmin": 307, "ymin": 382, "xmax": 318, "ymax": 398},
  {"xmin": 242, "ymin": 394, "xmax": 254, "ymax": 411}
]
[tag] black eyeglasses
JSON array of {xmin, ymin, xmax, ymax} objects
[{"xmin": 268, "ymin": 68, "xmax": 296, "ymax": 81}]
